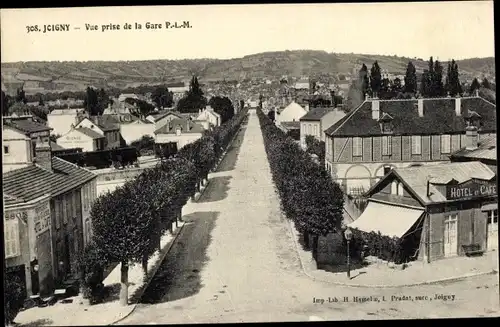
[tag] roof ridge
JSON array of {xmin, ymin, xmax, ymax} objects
[
  {"xmin": 330, "ymin": 100, "xmax": 368, "ymax": 134},
  {"xmin": 53, "ymin": 156, "xmax": 98, "ymax": 176}
]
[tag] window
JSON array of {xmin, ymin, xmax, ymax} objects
[
  {"xmin": 382, "ymin": 122, "xmax": 392, "ymax": 134},
  {"xmin": 391, "ymin": 180, "xmax": 404, "ymax": 195},
  {"xmin": 411, "ymin": 135, "xmax": 422, "ymax": 155},
  {"xmin": 440, "ymin": 134, "xmax": 451, "ymax": 154},
  {"xmin": 313, "ymin": 125, "xmax": 318, "ymax": 137},
  {"xmin": 3, "ymin": 145, "xmax": 9, "ymax": 154},
  {"xmin": 68, "ymin": 194, "xmax": 73, "ymax": 222},
  {"xmin": 382, "ymin": 136, "xmax": 392, "ymax": 156},
  {"xmin": 83, "ymin": 185, "xmax": 88, "ymax": 211},
  {"xmin": 487, "ymin": 209, "xmax": 498, "ymax": 230},
  {"xmin": 307, "ymin": 124, "xmax": 312, "ymax": 135},
  {"xmin": 352, "ymin": 137, "xmax": 363, "ymax": 157},
  {"xmin": 176, "ymin": 127, "xmax": 181, "ymax": 136},
  {"xmin": 55, "ymin": 200, "xmax": 61, "ymax": 229},
  {"xmin": 4, "ymin": 218, "xmax": 20, "ymax": 259}
]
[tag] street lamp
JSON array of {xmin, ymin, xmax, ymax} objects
[{"xmin": 344, "ymin": 227, "xmax": 353, "ymax": 279}]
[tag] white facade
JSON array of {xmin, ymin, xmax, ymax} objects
[
  {"xmin": 47, "ymin": 109, "xmax": 85, "ymax": 137},
  {"xmin": 195, "ymin": 108, "xmax": 221, "ymax": 129},
  {"xmin": 75, "ymin": 118, "xmax": 121, "ymax": 149},
  {"xmin": 57, "ymin": 129, "xmax": 103, "ymax": 152},
  {"xmin": 120, "ymin": 121, "xmax": 156, "ymax": 145},
  {"xmin": 2, "ymin": 126, "xmax": 33, "ymax": 172},
  {"xmin": 81, "ymin": 179, "xmax": 98, "ymax": 247}
]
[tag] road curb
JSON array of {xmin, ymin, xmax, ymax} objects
[
  {"xmin": 286, "ymin": 216, "xmax": 498, "ymax": 288},
  {"xmin": 110, "ymin": 222, "xmax": 186, "ymax": 325}
]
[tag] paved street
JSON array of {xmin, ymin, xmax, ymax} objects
[{"xmin": 119, "ymin": 110, "xmax": 500, "ymax": 324}]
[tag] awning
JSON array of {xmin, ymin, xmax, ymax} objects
[
  {"xmin": 481, "ymin": 203, "xmax": 498, "ymax": 211},
  {"xmin": 348, "ymin": 201, "xmax": 424, "ymax": 238}
]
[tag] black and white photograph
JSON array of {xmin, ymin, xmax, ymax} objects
[{"xmin": 1, "ymin": 2, "xmax": 498, "ymax": 325}]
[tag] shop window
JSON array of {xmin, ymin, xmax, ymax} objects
[
  {"xmin": 411, "ymin": 135, "xmax": 421, "ymax": 155},
  {"xmin": 4, "ymin": 219, "xmax": 20, "ymax": 258},
  {"xmin": 352, "ymin": 137, "xmax": 363, "ymax": 157},
  {"xmin": 440, "ymin": 134, "xmax": 451, "ymax": 154}
]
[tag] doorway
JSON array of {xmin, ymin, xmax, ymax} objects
[
  {"xmin": 444, "ymin": 214, "xmax": 458, "ymax": 257},
  {"xmin": 486, "ymin": 209, "xmax": 498, "ymax": 250}
]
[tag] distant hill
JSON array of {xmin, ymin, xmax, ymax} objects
[{"xmin": 1, "ymin": 50, "xmax": 495, "ymax": 94}]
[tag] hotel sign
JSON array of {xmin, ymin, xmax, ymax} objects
[
  {"xmin": 34, "ymin": 202, "xmax": 51, "ymax": 235},
  {"xmin": 446, "ymin": 179, "xmax": 497, "ymax": 201}
]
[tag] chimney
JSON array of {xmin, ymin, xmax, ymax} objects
[
  {"xmin": 455, "ymin": 97, "xmax": 462, "ymax": 116},
  {"xmin": 371, "ymin": 98, "xmax": 380, "ymax": 120},
  {"xmin": 417, "ymin": 99, "xmax": 424, "ymax": 117},
  {"xmin": 465, "ymin": 125, "xmax": 479, "ymax": 151},
  {"xmin": 34, "ymin": 137, "xmax": 52, "ymax": 172}
]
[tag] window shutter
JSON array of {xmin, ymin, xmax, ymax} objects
[
  {"xmin": 5, "ymin": 219, "xmax": 20, "ymax": 258},
  {"xmin": 63, "ymin": 196, "xmax": 68, "ymax": 224}
]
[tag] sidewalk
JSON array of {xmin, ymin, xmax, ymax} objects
[
  {"xmin": 14, "ymin": 217, "xmax": 188, "ymax": 326},
  {"xmin": 288, "ymin": 220, "xmax": 499, "ymax": 288}
]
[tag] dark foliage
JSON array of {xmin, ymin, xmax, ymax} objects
[{"xmin": 56, "ymin": 147, "xmax": 138, "ymax": 169}]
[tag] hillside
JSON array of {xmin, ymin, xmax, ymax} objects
[{"xmin": 1, "ymin": 50, "xmax": 495, "ymax": 94}]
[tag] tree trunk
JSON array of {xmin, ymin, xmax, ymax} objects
[
  {"xmin": 303, "ymin": 232, "xmax": 310, "ymax": 250},
  {"xmin": 119, "ymin": 261, "xmax": 129, "ymax": 306},
  {"xmin": 141, "ymin": 254, "xmax": 148, "ymax": 277},
  {"xmin": 169, "ymin": 221, "xmax": 174, "ymax": 235},
  {"xmin": 178, "ymin": 207, "xmax": 183, "ymax": 222}
]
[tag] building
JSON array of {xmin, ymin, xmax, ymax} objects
[
  {"xmin": 3, "ymin": 135, "xmax": 97, "ymax": 298},
  {"xmin": 47, "ymin": 108, "xmax": 86, "ymax": 137},
  {"xmin": 154, "ymin": 117, "xmax": 205, "ymax": 151},
  {"xmin": 450, "ymin": 135, "xmax": 496, "ymax": 173},
  {"xmin": 324, "ymin": 96, "xmax": 496, "ymax": 195},
  {"xmin": 3, "ymin": 115, "xmax": 53, "ymax": 173},
  {"xmin": 57, "ymin": 115, "xmax": 121, "ymax": 151},
  {"xmin": 119, "ymin": 118, "xmax": 155, "ymax": 145},
  {"xmin": 350, "ymin": 161, "xmax": 497, "ymax": 262},
  {"xmin": 194, "ymin": 106, "xmax": 221, "ymax": 130},
  {"xmin": 294, "ymin": 78, "xmax": 310, "ymax": 90},
  {"xmin": 56, "ymin": 126, "xmax": 105, "ymax": 152},
  {"xmin": 276, "ymin": 101, "xmax": 308, "ymax": 126},
  {"xmin": 299, "ymin": 107, "xmax": 346, "ymax": 149}
]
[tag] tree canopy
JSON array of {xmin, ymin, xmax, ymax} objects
[{"xmin": 176, "ymin": 76, "xmax": 207, "ymax": 113}]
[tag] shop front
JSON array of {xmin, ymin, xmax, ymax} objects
[{"xmin": 4, "ymin": 194, "xmax": 54, "ymax": 298}]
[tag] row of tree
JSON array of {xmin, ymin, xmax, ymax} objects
[
  {"xmin": 346, "ymin": 58, "xmax": 495, "ymax": 111},
  {"xmin": 257, "ymin": 108, "xmax": 344, "ymax": 261},
  {"xmin": 78, "ymin": 107, "xmax": 249, "ymax": 306}
]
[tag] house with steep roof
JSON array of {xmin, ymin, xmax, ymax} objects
[
  {"xmin": 154, "ymin": 117, "xmax": 204, "ymax": 151},
  {"xmin": 194, "ymin": 106, "xmax": 221, "ymax": 130},
  {"xmin": 47, "ymin": 108, "xmax": 86, "ymax": 137},
  {"xmin": 56, "ymin": 126, "xmax": 106, "ymax": 152},
  {"xmin": 324, "ymin": 96, "xmax": 497, "ymax": 195},
  {"xmin": 299, "ymin": 107, "xmax": 346, "ymax": 149},
  {"xmin": 3, "ymin": 115, "xmax": 53, "ymax": 173},
  {"xmin": 350, "ymin": 161, "xmax": 497, "ymax": 262},
  {"xmin": 58, "ymin": 115, "xmax": 122, "ymax": 150},
  {"xmin": 3, "ymin": 134, "xmax": 97, "ymax": 299},
  {"xmin": 119, "ymin": 118, "xmax": 156, "ymax": 145}
]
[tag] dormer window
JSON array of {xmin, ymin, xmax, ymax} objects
[{"xmin": 378, "ymin": 112, "xmax": 394, "ymax": 134}]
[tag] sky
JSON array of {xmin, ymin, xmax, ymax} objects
[{"xmin": 0, "ymin": 2, "xmax": 495, "ymax": 63}]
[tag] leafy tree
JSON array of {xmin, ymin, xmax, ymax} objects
[
  {"xmin": 151, "ymin": 86, "xmax": 174, "ymax": 109},
  {"xmin": 433, "ymin": 60, "xmax": 445, "ymax": 97},
  {"xmin": 447, "ymin": 59, "xmax": 462, "ymax": 97},
  {"xmin": 209, "ymin": 96, "xmax": 235, "ymax": 124},
  {"xmin": 404, "ymin": 61, "xmax": 418, "ymax": 94},
  {"xmin": 4, "ymin": 272, "xmax": 26, "ymax": 325},
  {"xmin": 469, "ymin": 78, "xmax": 481, "ymax": 94},
  {"xmin": 38, "ymin": 94, "xmax": 45, "ymax": 106},
  {"xmin": 16, "ymin": 87, "xmax": 27, "ymax": 104},
  {"xmin": 482, "ymin": 78, "xmax": 492, "ymax": 90},
  {"xmin": 392, "ymin": 77, "xmax": 403, "ymax": 94},
  {"xmin": 359, "ymin": 64, "xmax": 370, "ymax": 97},
  {"xmin": 305, "ymin": 135, "xmax": 326, "ymax": 164},
  {"xmin": 379, "ymin": 78, "xmax": 393, "ymax": 99},
  {"xmin": 130, "ymin": 135, "xmax": 155, "ymax": 155},
  {"xmin": 1, "ymin": 90, "xmax": 11, "ymax": 115},
  {"xmin": 83, "ymin": 87, "xmax": 99, "ymax": 116},
  {"xmin": 370, "ymin": 61, "xmax": 382, "ymax": 97},
  {"xmin": 177, "ymin": 76, "xmax": 207, "ymax": 113},
  {"xmin": 267, "ymin": 110, "xmax": 275, "ymax": 122}
]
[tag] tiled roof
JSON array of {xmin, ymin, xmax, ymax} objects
[
  {"xmin": 300, "ymin": 107, "xmax": 336, "ymax": 121},
  {"xmin": 149, "ymin": 110, "xmax": 183, "ymax": 122},
  {"xmin": 450, "ymin": 136, "xmax": 497, "ymax": 161},
  {"xmin": 4, "ymin": 118, "xmax": 52, "ymax": 134},
  {"xmin": 280, "ymin": 121, "xmax": 301, "ymax": 130},
  {"xmin": 325, "ymin": 97, "xmax": 496, "ymax": 137},
  {"xmin": 3, "ymin": 157, "xmax": 97, "ymax": 206},
  {"xmin": 77, "ymin": 127, "xmax": 105, "ymax": 139},
  {"xmin": 392, "ymin": 161, "xmax": 496, "ymax": 204},
  {"xmin": 154, "ymin": 118, "xmax": 204, "ymax": 134},
  {"xmin": 94, "ymin": 115, "xmax": 121, "ymax": 131}
]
